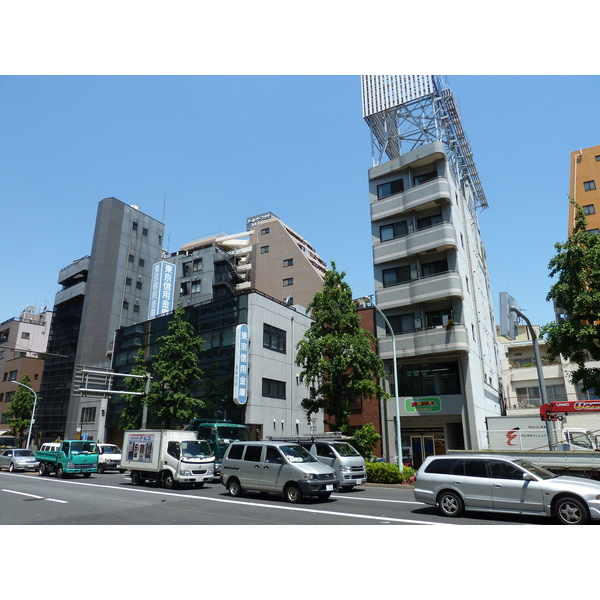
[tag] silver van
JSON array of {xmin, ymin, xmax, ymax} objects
[
  {"xmin": 221, "ymin": 441, "xmax": 338, "ymax": 503},
  {"xmin": 297, "ymin": 440, "xmax": 367, "ymax": 490}
]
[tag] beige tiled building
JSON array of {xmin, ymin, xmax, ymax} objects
[{"xmin": 569, "ymin": 144, "xmax": 600, "ymax": 233}]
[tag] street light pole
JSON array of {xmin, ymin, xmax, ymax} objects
[
  {"xmin": 10, "ymin": 380, "xmax": 38, "ymax": 449},
  {"xmin": 362, "ymin": 296, "xmax": 403, "ymax": 471}
]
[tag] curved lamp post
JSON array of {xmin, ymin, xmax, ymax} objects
[
  {"xmin": 361, "ymin": 296, "xmax": 403, "ymax": 471},
  {"xmin": 11, "ymin": 381, "xmax": 38, "ymax": 449}
]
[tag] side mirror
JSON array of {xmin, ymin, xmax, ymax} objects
[{"xmin": 523, "ymin": 472, "xmax": 535, "ymax": 481}]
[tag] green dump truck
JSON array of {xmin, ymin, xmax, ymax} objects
[{"xmin": 36, "ymin": 440, "xmax": 99, "ymax": 478}]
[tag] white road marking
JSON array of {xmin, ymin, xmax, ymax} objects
[{"xmin": 1, "ymin": 488, "xmax": 68, "ymax": 503}]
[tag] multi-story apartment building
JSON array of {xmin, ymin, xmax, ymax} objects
[
  {"xmin": 569, "ymin": 144, "xmax": 600, "ymax": 233},
  {"xmin": 0, "ymin": 307, "xmax": 52, "ymax": 439},
  {"xmin": 361, "ymin": 75, "xmax": 503, "ymax": 466}
]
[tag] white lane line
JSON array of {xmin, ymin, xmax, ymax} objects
[
  {"xmin": 332, "ymin": 494, "xmax": 423, "ymax": 505},
  {"xmin": 2, "ymin": 489, "xmax": 68, "ymax": 503}
]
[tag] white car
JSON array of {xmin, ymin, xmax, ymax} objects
[
  {"xmin": 0, "ymin": 449, "xmax": 39, "ymax": 472},
  {"xmin": 414, "ymin": 454, "xmax": 600, "ymax": 525}
]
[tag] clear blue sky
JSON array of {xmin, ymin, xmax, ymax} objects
[{"xmin": 2, "ymin": 75, "xmax": 599, "ymax": 329}]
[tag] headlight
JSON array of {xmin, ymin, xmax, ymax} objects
[
  {"xmin": 179, "ymin": 469, "xmax": 193, "ymax": 476},
  {"xmin": 303, "ymin": 473, "xmax": 315, "ymax": 480},
  {"xmin": 340, "ymin": 466, "xmax": 351, "ymax": 473}
]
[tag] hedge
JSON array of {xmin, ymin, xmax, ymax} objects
[{"xmin": 366, "ymin": 462, "xmax": 416, "ymax": 485}]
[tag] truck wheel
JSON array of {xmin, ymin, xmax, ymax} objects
[
  {"xmin": 97, "ymin": 463, "xmax": 104, "ymax": 473},
  {"xmin": 284, "ymin": 483, "xmax": 303, "ymax": 504},
  {"xmin": 438, "ymin": 491, "xmax": 464, "ymax": 517},
  {"xmin": 131, "ymin": 471, "xmax": 142, "ymax": 486},
  {"xmin": 227, "ymin": 478, "xmax": 243, "ymax": 497},
  {"xmin": 38, "ymin": 463, "xmax": 46, "ymax": 476},
  {"xmin": 555, "ymin": 496, "xmax": 589, "ymax": 525},
  {"xmin": 163, "ymin": 472, "xmax": 176, "ymax": 489},
  {"xmin": 56, "ymin": 465, "xmax": 65, "ymax": 479}
]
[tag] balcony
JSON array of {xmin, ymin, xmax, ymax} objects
[
  {"xmin": 371, "ymin": 177, "xmax": 452, "ymax": 223},
  {"xmin": 376, "ymin": 270, "xmax": 464, "ymax": 310},
  {"xmin": 377, "ymin": 323, "xmax": 470, "ymax": 360},
  {"xmin": 373, "ymin": 221, "xmax": 457, "ymax": 265},
  {"xmin": 54, "ymin": 280, "xmax": 87, "ymax": 304}
]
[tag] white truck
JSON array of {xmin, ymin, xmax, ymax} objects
[
  {"xmin": 120, "ymin": 430, "xmax": 215, "ymax": 489},
  {"xmin": 97, "ymin": 443, "xmax": 125, "ymax": 473},
  {"xmin": 486, "ymin": 415, "xmax": 600, "ymax": 452}
]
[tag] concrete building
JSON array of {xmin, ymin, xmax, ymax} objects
[
  {"xmin": 0, "ymin": 307, "xmax": 52, "ymax": 441},
  {"xmin": 361, "ymin": 75, "xmax": 502, "ymax": 466},
  {"xmin": 569, "ymin": 144, "xmax": 600, "ymax": 233},
  {"xmin": 37, "ymin": 198, "xmax": 165, "ymax": 442}
]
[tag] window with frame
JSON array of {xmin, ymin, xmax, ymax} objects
[
  {"xmin": 263, "ymin": 323, "xmax": 286, "ymax": 353},
  {"xmin": 80, "ymin": 406, "xmax": 96, "ymax": 423},
  {"xmin": 421, "ymin": 259, "xmax": 448, "ymax": 277},
  {"xmin": 583, "ymin": 204, "xmax": 596, "ymax": 215},
  {"xmin": 380, "ymin": 220, "xmax": 408, "ymax": 242},
  {"xmin": 398, "ymin": 362, "xmax": 461, "ymax": 396},
  {"xmin": 283, "ymin": 278, "xmax": 293, "ymax": 287},
  {"xmin": 260, "ymin": 245, "xmax": 269, "ymax": 254},
  {"xmin": 417, "ymin": 213, "xmax": 443, "ymax": 230},
  {"xmin": 413, "ymin": 171, "xmax": 437, "ymax": 185},
  {"xmin": 261, "ymin": 227, "xmax": 270, "ymax": 235},
  {"xmin": 193, "ymin": 258, "xmax": 203, "ymax": 272},
  {"xmin": 377, "ymin": 178, "xmax": 404, "ymax": 199},
  {"xmin": 283, "ymin": 258, "xmax": 293, "ymax": 267},
  {"xmin": 425, "ymin": 308, "xmax": 453, "ymax": 327},
  {"xmin": 262, "ymin": 378, "xmax": 286, "ymax": 399},
  {"xmin": 387, "ymin": 313, "xmax": 415, "ymax": 334},
  {"xmin": 584, "ymin": 180, "xmax": 596, "ymax": 191},
  {"xmin": 382, "ymin": 265, "xmax": 412, "ymax": 287}
]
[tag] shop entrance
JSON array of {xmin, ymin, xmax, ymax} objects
[{"xmin": 410, "ymin": 434, "xmax": 446, "ymax": 469}]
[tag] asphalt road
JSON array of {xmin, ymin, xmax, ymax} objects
[{"xmin": 0, "ymin": 469, "xmax": 561, "ymax": 526}]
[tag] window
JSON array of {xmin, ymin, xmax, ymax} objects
[
  {"xmin": 193, "ymin": 259, "xmax": 203, "ymax": 272},
  {"xmin": 261, "ymin": 227, "xmax": 270, "ymax": 235},
  {"xmin": 191, "ymin": 280, "xmax": 202, "ymax": 294},
  {"xmin": 260, "ymin": 245, "xmax": 270, "ymax": 254},
  {"xmin": 382, "ymin": 265, "xmax": 412, "ymax": 287},
  {"xmin": 414, "ymin": 171, "xmax": 437, "ymax": 185},
  {"xmin": 417, "ymin": 214, "xmax": 443, "ymax": 230},
  {"xmin": 398, "ymin": 362, "xmax": 461, "ymax": 396},
  {"xmin": 80, "ymin": 406, "xmax": 96, "ymax": 423},
  {"xmin": 425, "ymin": 308, "xmax": 453, "ymax": 327},
  {"xmin": 421, "ymin": 259, "xmax": 448, "ymax": 277},
  {"xmin": 244, "ymin": 445, "xmax": 263, "ymax": 462},
  {"xmin": 596, "ymin": 155, "xmax": 600, "ymax": 162},
  {"xmin": 136, "ymin": 281, "xmax": 142, "ymax": 289},
  {"xmin": 583, "ymin": 204, "xmax": 596, "ymax": 215},
  {"xmin": 262, "ymin": 378, "xmax": 286, "ymax": 399},
  {"xmin": 139, "ymin": 259, "xmax": 145, "ymax": 267},
  {"xmin": 584, "ymin": 180, "xmax": 596, "ymax": 191},
  {"xmin": 132, "ymin": 220, "xmax": 138, "ymax": 231},
  {"xmin": 21, "ymin": 332, "xmax": 30, "ymax": 339},
  {"xmin": 387, "ymin": 313, "xmax": 415, "ymax": 334},
  {"xmin": 8, "ymin": 370, "xmax": 17, "ymax": 381},
  {"xmin": 380, "ymin": 220, "xmax": 408, "ymax": 242},
  {"xmin": 489, "ymin": 460, "xmax": 525, "ymax": 480},
  {"xmin": 263, "ymin": 324, "xmax": 286, "ymax": 353},
  {"xmin": 377, "ymin": 178, "xmax": 404, "ymax": 199},
  {"xmin": 123, "ymin": 300, "xmax": 129, "ymax": 310},
  {"xmin": 228, "ymin": 444, "xmax": 244, "ymax": 459},
  {"xmin": 128, "ymin": 254, "xmax": 134, "ymax": 263},
  {"xmin": 133, "ymin": 305, "xmax": 140, "ymax": 313},
  {"xmin": 142, "ymin": 227, "xmax": 148, "ymax": 236},
  {"xmin": 283, "ymin": 278, "xmax": 293, "ymax": 287},
  {"xmin": 126, "ymin": 277, "xmax": 132, "ymax": 286},
  {"xmin": 283, "ymin": 258, "xmax": 293, "ymax": 267}
]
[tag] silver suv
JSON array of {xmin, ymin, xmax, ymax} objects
[{"xmin": 414, "ymin": 454, "xmax": 600, "ymax": 525}]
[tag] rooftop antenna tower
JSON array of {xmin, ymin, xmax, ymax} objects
[{"xmin": 361, "ymin": 75, "xmax": 488, "ymax": 216}]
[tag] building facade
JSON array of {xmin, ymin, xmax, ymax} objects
[
  {"xmin": 569, "ymin": 144, "xmax": 600, "ymax": 233},
  {"xmin": 362, "ymin": 75, "xmax": 503, "ymax": 466},
  {"xmin": 0, "ymin": 307, "xmax": 52, "ymax": 440}
]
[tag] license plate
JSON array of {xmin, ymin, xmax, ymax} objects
[{"xmin": 326, "ymin": 484, "xmax": 334, "ymax": 491}]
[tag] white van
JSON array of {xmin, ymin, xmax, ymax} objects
[
  {"xmin": 221, "ymin": 441, "xmax": 338, "ymax": 503},
  {"xmin": 97, "ymin": 443, "xmax": 124, "ymax": 473}
]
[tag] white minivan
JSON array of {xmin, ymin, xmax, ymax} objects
[{"xmin": 221, "ymin": 441, "xmax": 338, "ymax": 503}]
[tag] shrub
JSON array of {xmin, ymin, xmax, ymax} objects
[{"xmin": 366, "ymin": 462, "xmax": 416, "ymax": 484}]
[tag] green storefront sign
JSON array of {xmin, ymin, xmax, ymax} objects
[{"xmin": 405, "ymin": 397, "xmax": 441, "ymax": 412}]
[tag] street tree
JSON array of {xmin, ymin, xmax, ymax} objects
[
  {"xmin": 145, "ymin": 304, "xmax": 206, "ymax": 428},
  {"xmin": 295, "ymin": 262, "xmax": 388, "ymax": 430},
  {"xmin": 542, "ymin": 201, "xmax": 600, "ymax": 393},
  {"xmin": 119, "ymin": 348, "xmax": 150, "ymax": 430},
  {"xmin": 5, "ymin": 375, "xmax": 36, "ymax": 447}
]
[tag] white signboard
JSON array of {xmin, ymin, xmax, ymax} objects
[
  {"xmin": 148, "ymin": 261, "xmax": 175, "ymax": 319},
  {"xmin": 233, "ymin": 323, "xmax": 249, "ymax": 405}
]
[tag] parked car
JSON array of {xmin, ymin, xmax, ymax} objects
[
  {"xmin": 0, "ymin": 448, "xmax": 39, "ymax": 472},
  {"xmin": 413, "ymin": 454, "xmax": 600, "ymax": 525}
]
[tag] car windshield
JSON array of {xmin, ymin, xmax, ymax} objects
[
  {"xmin": 101, "ymin": 445, "xmax": 121, "ymax": 454},
  {"xmin": 70, "ymin": 441, "xmax": 98, "ymax": 454},
  {"xmin": 280, "ymin": 445, "xmax": 318, "ymax": 463},
  {"xmin": 512, "ymin": 459, "xmax": 558, "ymax": 480},
  {"xmin": 332, "ymin": 442, "xmax": 360, "ymax": 457},
  {"xmin": 181, "ymin": 440, "xmax": 213, "ymax": 458},
  {"xmin": 14, "ymin": 450, "xmax": 35, "ymax": 457}
]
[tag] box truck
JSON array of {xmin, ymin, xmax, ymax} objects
[{"xmin": 121, "ymin": 430, "xmax": 214, "ymax": 489}]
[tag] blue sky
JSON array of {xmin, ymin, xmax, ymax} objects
[{"xmin": 2, "ymin": 74, "xmax": 599, "ymax": 329}]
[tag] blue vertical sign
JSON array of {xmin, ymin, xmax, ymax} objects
[
  {"xmin": 233, "ymin": 323, "xmax": 249, "ymax": 405},
  {"xmin": 148, "ymin": 261, "xmax": 175, "ymax": 320}
]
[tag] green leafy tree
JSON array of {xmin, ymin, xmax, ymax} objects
[
  {"xmin": 542, "ymin": 201, "xmax": 600, "ymax": 393},
  {"xmin": 119, "ymin": 348, "xmax": 150, "ymax": 430},
  {"xmin": 5, "ymin": 375, "xmax": 36, "ymax": 447},
  {"xmin": 145, "ymin": 304, "xmax": 206, "ymax": 428},
  {"xmin": 348, "ymin": 422, "xmax": 382, "ymax": 461},
  {"xmin": 295, "ymin": 262, "xmax": 389, "ymax": 430}
]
